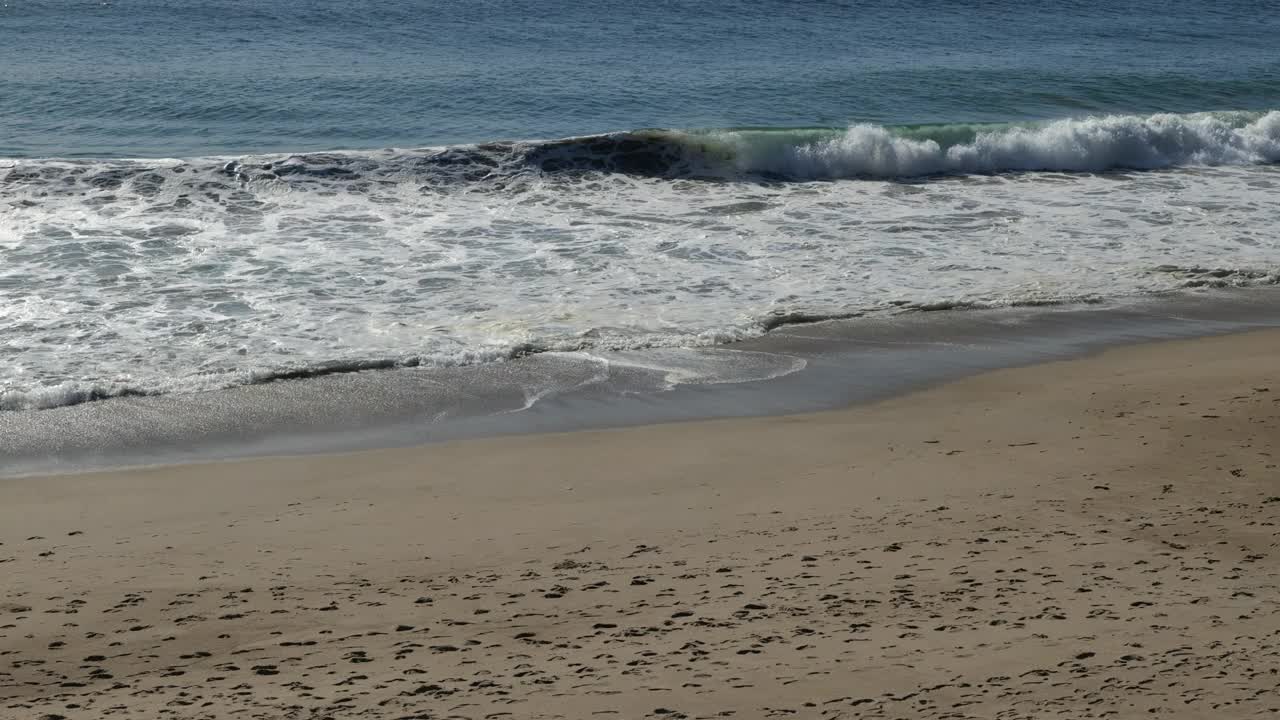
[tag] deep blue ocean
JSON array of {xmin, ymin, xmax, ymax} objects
[
  {"xmin": 3, "ymin": 0, "xmax": 1278, "ymax": 157},
  {"xmin": 1, "ymin": 0, "xmax": 1279, "ymax": 411}
]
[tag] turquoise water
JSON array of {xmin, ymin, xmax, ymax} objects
[
  {"xmin": 2, "ymin": 0, "xmax": 1277, "ymax": 157},
  {"xmin": 1, "ymin": 0, "xmax": 1279, "ymax": 411}
]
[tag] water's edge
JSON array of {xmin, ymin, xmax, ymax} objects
[{"xmin": 4, "ymin": 287, "xmax": 1280, "ymax": 479}]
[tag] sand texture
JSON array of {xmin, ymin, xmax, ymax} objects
[{"xmin": 3, "ymin": 330, "xmax": 1280, "ymax": 719}]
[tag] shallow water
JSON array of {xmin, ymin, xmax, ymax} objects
[{"xmin": 5, "ymin": 289, "xmax": 1280, "ymax": 478}]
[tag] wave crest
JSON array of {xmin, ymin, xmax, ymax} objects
[{"xmin": 725, "ymin": 110, "xmax": 1280, "ymax": 178}]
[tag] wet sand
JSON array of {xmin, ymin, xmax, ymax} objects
[{"xmin": 3, "ymin": 329, "xmax": 1280, "ymax": 719}]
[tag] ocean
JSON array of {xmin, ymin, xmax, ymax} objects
[{"xmin": 2, "ymin": 0, "xmax": 1279, "ymax": 418}]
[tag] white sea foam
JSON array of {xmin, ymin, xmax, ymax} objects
[{"xmin": 586, "ymin": 348, "xmax": 809, "ymax": 391}]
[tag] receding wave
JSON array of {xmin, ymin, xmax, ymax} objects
[{"xmin": 6, "ymin": 277, "xmax": 1278, "ymax": 413}]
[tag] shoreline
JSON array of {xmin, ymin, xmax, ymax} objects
[
  {"xmin": 4, "ymin": 328, "xmax": 1280, "ymax": 717},
  {"xmin": 5, "ymin": 286, "xmax": 1280, "ymax": 478}
]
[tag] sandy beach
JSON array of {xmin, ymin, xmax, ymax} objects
[{"xmin": 3, "ymin": 328, "xmax": 1279, "ymax": 720}]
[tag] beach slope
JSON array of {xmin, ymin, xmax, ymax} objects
[{"xmin": 3, "ymin": 330, "xmax": 1279, "ymax": 719}]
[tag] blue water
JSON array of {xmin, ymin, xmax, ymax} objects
[
  {"xmin": 2, "ymin": 0, "xmax": 1278, "ymax": 157},
  {"xmin": 2, "ymin": 0, "xmax": 1280, "ymax": 412}
]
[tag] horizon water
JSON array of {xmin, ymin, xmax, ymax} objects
[{"xmin": 2, "ymin": 0, "xmax": 1280, "ymax": 417}]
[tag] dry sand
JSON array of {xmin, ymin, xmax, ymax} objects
[{"xmin": 3, "ymin": 329, "xmax": 1280, "ymax": 720}]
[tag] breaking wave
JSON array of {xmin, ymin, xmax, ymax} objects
[
  {"xmin": 725, "ymin": 110, "xmax": 1280, "ymax": 178},
  {"xmin": 5, "ymin": 111, "xmax": 1278, "ymax": 190},
  {"xmin": 212, "ymin": 109, "xmax": 1280, "ymax": 181}
]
